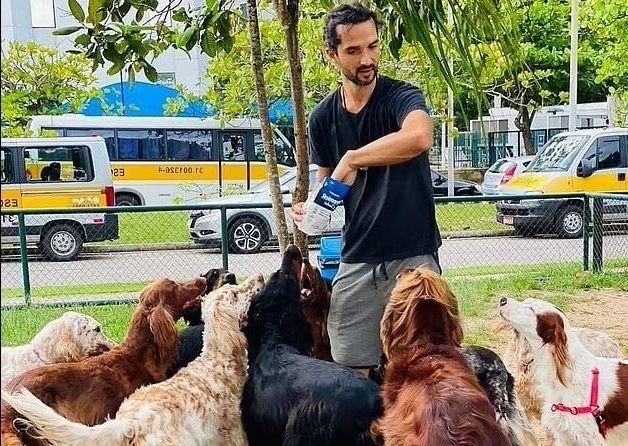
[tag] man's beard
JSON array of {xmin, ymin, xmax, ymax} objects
[{"xmin": 343, "ymin": 65, "xmax": 378, "ymax": 86}]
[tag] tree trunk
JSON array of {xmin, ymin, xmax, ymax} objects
[
  {"xmin": 273, "ymin": 0, "xmax": 310, "ymax": 258},
  {"xmin": 246, "ymin": 0, "xmax": 289, "ymax": 254},
  {"xmin": 514, "ymin": 106, "xmax": 536, "ymax": 156}
]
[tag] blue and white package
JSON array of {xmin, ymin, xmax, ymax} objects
[{"xmin": 297, "ymin": 177, "xmax": 350, "ymax": 236}]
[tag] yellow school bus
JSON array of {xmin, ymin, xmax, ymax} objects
[
  {"xmin": 1, "ymin": 136, "xmax": 118, "ymax": 261},
  {"xmin": 28, "ymin": 115, "xmax": 296, "ymax": 206}
]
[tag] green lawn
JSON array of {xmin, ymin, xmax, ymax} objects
[{"xmin": 2, "ymin": 268, "xmax": 626, "ymax": 348}]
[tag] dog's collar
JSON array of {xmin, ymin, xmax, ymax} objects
[{"xmin": 551, "ymin": 368, "xmax": 607, "ymax": 438}]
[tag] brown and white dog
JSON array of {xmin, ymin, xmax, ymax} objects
[{"xmin": 499, "ymin": 297, "xmax": 628, "ymax": 445}]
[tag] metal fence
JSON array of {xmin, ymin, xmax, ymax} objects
[{"xmin": 1, "ymin": 193, "xmax": 627, "ymax": 308}]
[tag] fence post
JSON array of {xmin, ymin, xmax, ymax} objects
[
  {"xmin": 591, "ymin": 196, "xmax": 603, "ymax": 273},
  {"xmin": 17, "ymin": 213, "xmax": 31, "ymax": 306},
  {"xmin": 220, "ymin": 207, "xmax": 229, "ymax": 271},
  {"xmin": 582, "ymin": 196, "xmax": 590, "ymax": 271}
]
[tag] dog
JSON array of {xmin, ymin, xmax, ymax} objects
[
  {"xmin": 499, "ymin": 297, "xmax": 628, "ymax": 445},
  {"xmin": 1, "ymin": 274, "xmax": 266, "ymax": 446},
  {"xmin": 1, "ymin": 276, "xmax": 207, "ymax": 446},
  {"xmin": 300, "ymin": 257, "xmax": 333, "ymax": 362},
  {"xmin": 379, "ymin": 267, "xmax": 512, "ymax": 445},
  {"xmin": 499, "ymin": 318, "xmax": 623, "ymax": 424},
  {"xmin": 302, "ymin": 263, "xmax": 536, "ymax": 445},
  {"xmin": 241, "ymin": 245, "xmax": 382, "ymax": 446},
  {"xmin": 166, "ymin": 268, "xmax": 238, "ymax": 377},
  {"xmin": 1, "ymin": 311, "xmax": 115, "ymax": 389},
  {"xmin": 181, "ymin": 268, "xmax": 237, "ymax": 326}
]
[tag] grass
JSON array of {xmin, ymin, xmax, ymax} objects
[
  {"xmin": 1, "ymin": 269, "xmax": 625, "ymax": 347},
  {"xmin": 90, "ymin": 203, "xmax": 506, "ymax": 247}
]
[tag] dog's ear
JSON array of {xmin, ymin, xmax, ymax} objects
[
  {"xmin": 148, "ymin": 302, "xmax": 178, "ymax": 362},
  {"xmin": 53, "ymin": 326, "xmax": 83, "ymax": 362},
  {"xmin": 537, "ymin": 312, "xmax": 572, "ymax": 386}
]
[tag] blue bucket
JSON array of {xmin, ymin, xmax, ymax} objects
[{"xmin": 317, "ymin": 236, "xmax": 341, "ymax": 283}]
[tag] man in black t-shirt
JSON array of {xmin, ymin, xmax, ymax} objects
[{"xmin": 291, "ymin": 3, "xmax": 442, "ymax": 375}]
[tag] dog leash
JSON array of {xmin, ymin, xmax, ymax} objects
[{"xmin": 550, "ymin": 368, "xmax": 607, "ymax": 438}]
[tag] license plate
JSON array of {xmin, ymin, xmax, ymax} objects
[{"xmin": 503, "ymin": 216, "xmax": 514, "ymax": 225}]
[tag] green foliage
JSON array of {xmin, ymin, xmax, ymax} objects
[{"xmin": 0, "ymin": 41, "xmax": 100, "ymax": 135}]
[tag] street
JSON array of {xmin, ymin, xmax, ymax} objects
[{"xmin": 2, "ymin": 234, "xmax": 626, "ymax": 291}]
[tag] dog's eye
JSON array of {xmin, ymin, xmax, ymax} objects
[{"xmin": 94, "ymin": 326, "xmax": 101, "ymax": 333}]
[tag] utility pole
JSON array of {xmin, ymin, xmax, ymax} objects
[
  {"xmin": 568, "ymin": 0, "xmax": 579, "ymax": 131},
  {"xmin": 447, "ymin": 6, "xmax": 455, "ymax": 197}
]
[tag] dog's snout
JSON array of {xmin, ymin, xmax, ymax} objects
[
  {"xmin": 226, "ymin": 273, "xmax": 236, "ymax": 283},
  {"xmin": 499, "ymin": 297, "xmax": 508, "ymax": 307}
]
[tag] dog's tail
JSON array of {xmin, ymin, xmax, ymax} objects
[{"xmin": 1, "ymin": 389, "xmax": 133, "ymax": 446}]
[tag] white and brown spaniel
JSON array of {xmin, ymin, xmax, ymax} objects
[{"xmin": 499, "ymin": 297, "xmax": 627, "ymax": 445}]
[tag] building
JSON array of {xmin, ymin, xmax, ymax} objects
[{"xmin": 1, "ymin": 0, "xmax": 211, "ymax": 93}]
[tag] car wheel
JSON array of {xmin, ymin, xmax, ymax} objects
[
  {"xmin": 228, "ymin": 217, "xmax": 267, "ymax": 254},
  {"xmin": 115, "ymin": 194, "xmax": 140, "ymax": 206},
  {"xmin": 555, "ymin": 205, "xmax": 583, "ymax": 239},
  {"xmin": 40, "ymin": 223, "xmax": 84, "ymax": 261}
]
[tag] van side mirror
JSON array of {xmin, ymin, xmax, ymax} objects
[{"xmin": 577, "ymin": 159, "xmax": 594, "ymax": 178}]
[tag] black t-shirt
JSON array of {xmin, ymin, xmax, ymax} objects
[{"xmin": 308, "ymin": 75, "xmax": 442, "ymax": 263}]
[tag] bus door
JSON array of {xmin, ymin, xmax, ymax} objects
[{"xmin": 218, "ymin": 131, "xmax": 247, "ymax": 196}]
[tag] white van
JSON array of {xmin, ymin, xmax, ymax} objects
[{"xmin": 1, "ymin": 136, "xmax": 119, "ymax": 261}]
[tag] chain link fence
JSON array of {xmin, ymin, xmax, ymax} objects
[{"xmin": 2, "ymin": 194, "xmax": 627, "ymax": 307}]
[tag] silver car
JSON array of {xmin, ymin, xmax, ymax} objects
[
  {"xmin": 481, "ymin": 155, "xmax": 534, "ymax": 195},
  {"xmin": 188, "ymin": 165, "xmax": 344, "ymax": 254}
]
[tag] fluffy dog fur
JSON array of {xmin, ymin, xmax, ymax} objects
[
  {"xmin": 499, "ymin": 297, "xmax": 628, "ymax": 445},
  {"xmin": 303, "ymin": 263, "xmax": 536, "ymax": 445},
  {"xmin": 300, "ymin": 257, "xmax": 333, "ymax": 362},
  {"xmin": 1, "ymin": 274, "xmax": 265, "ymax": 446},
  {"xmin": 241, "ymin": 245, "xmax": 382, "ymax": 446},
  {"xmin": 167, "ymin": 268, "xmax": 239, "ymax": 377},
  {"xmin": 379, "ymin": 267, "xmax": 512, "ymax": 445},
  {"xmin": 1, "ymin": 276, "xmax": 207, "ymax": 446},
  {"xmin": 499, "ymin": 320, "xmax": 623, "ymax": 424},
  {"xmin": 1, "ymin": 311, "xmax": 114, "ymax": 389}
]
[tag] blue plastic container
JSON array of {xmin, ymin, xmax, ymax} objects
[{"xmin": 317, "ymin": 236, "xmax": 342, "ymax": 283}]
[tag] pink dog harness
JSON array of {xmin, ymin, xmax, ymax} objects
[{"xmin": 551, "ymin": 368, "xmax": 608, "ymax": 438}]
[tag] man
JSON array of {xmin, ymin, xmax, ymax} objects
[{"xmin": 291, "ymin": 3, "xmax": 442, "ymax": 375}]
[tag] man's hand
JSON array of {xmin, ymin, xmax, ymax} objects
[
  {"xmin": 291, "ymin": 202, "xmax": 305, "ymax": 223},
  {"xmin": 331, "ymin": 151, "xmax": 358, "ymax": 186}
]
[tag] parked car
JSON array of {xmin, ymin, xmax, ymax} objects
[
  {"xmin": 189, "ymin": 166, "xmax": 482, "ymax": 254},
  {"xmin": 481, "ymin": 155, "xmax": 535, "ymax": 195},
  {"xmin": 430, "ymin": 170, "xmax": 483, "ymax": 196}
]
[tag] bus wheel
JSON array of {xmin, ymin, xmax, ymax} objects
[
  {"xmin": 40, "ymin": 224, "xmax": 84, "ymax": 261},
  {"xmin": 228, "ymin": 217, "xmax": 267, "ymax": 254},
  {"xmin": 116, "ymin": 194, "xmax": 140, "ymax": 206}
]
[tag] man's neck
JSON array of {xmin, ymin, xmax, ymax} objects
[{"xmin": 341, "ymin": 77, "xmax": 377, "ymax": 113}]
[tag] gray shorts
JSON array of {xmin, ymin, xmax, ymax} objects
[{"xmin": 328, "ymin": 253, "xmax": 441, "ymax": 368}]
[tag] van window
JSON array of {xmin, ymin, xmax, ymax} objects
[
  {"xmin": 65, "ymin": 129, "xmax": 116, "ymax": 161},
  {"xmin": 581, "ymin": 137, "xmax": 621, "ymax": 170},
  {"xmin": 1, "ymin": 149, "xmax": 13, "ymax": 183},
  {"xmin": 24, "ymin": 146, "xmax": 94, "ymax": 182}
]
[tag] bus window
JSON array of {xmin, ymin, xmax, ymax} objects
[
  {"xmin": 66, "ymin": 129, "xmax": 116, "ymax": 161},
  {"xmin": 221, "ymin": 134, "xmax": 245, "ymax": 161},
  {"xmin": 1, "ymin": 149, "xmax": 13, "ymax": 183},
  {"xmin": 253, "ymin": 132, "xmax": 296, "ymax": 167},
  {"xmin": 118, "ymin": 129, "xmax": 165, "ymax": 160},
  {"xmin": 167, "ymin": 130, "xmax": 213, "ymax": 161}
]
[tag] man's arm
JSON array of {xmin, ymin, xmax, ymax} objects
[
  {"xmin": 344, "ymin": 109, "xmax": 433, "ymax": 169},
  {"xmin": 316, "ymin": 166, "xmax": 333, "ymax": 184}
]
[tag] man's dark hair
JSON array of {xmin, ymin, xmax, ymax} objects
[{"xmin": 323, "ymin": 3, "xmax": 379, "ymax": 52}]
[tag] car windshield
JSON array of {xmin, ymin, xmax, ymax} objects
[
  {"xmin": 248, "ymin": 168, "xmax": 297, "ymax": 193},
  {"xmin": 526, "ymin": 134, "xmax": 588, "ymax": 172}
]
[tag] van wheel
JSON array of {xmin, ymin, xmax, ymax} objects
[
  {"xmin": 228, "ymin": 217, "xmax": 267, "ymax": 254},
  {"xmin": 116, "ymin": 194, "xmax": 140, "ymax": 206},
  {"xmin": 40, "ymin": 224, "xmax": 84, "ymax": 261},
  {"xmin": 555, "ymin": 205, "xmax": 583, "ymax": 239}
]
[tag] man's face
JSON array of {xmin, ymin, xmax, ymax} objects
[{"xmin": 327, "ymin": 19, "xmax": 380, "ymax": 86}]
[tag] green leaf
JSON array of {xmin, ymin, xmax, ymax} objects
[
  {"xmin": 127, "ymin": 65, "xmax": 136, "ymax": 87},
  {"xmin": 87, "ymin": 0, "xmax": 106, "ymax": 25},
  {"xmin": 143, "ymin": 63, "xmax": 158, "ymax": 83},
  {"xmin": 177, "ymin": 26, "xmax": 196, "ymax": 49},
  {"xmin": 75, "ymin": 34, "xmax": 91, "ymax": 47},
  {"xmin": 68, "ymin": 0, "xmax": 86, "ymax": 22},
  {"xmin": 52, "ymin": 26, "xmax": 83, "ymax": 36}
]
